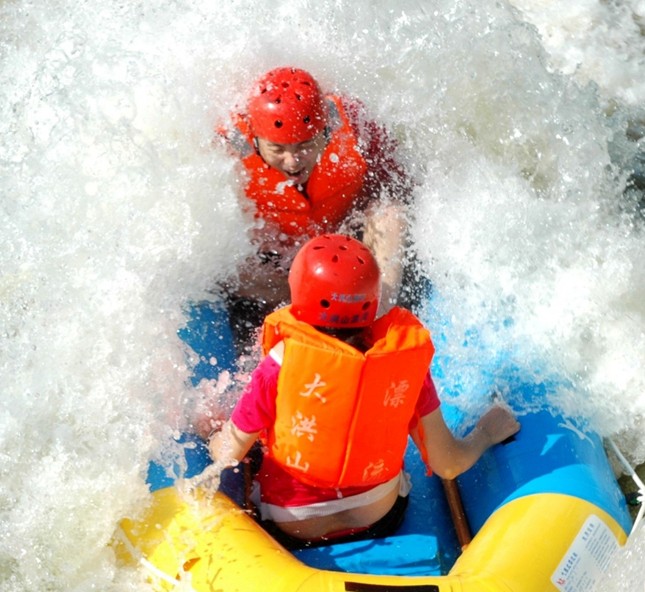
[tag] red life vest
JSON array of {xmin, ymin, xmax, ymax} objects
[
  {"xmin": 260, "ymin": 306, "xmax": 435, "ymax": 489},
  {"xmin": 227, "ymin": 95, "xmax": 368, "ymax": 238}
]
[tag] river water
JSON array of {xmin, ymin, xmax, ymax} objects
[{"xmin": 1, "ymin": 1, "xmax": 644, "ymax": 590}]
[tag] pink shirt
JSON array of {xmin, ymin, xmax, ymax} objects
[{"xmin": 231, "ymin": 355, "xmax": 440, "ymax": 507}]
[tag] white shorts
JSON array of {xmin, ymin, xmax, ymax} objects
[{"xmin": 253, "ymin": 471, "xmax": 412, "ymax": 523}]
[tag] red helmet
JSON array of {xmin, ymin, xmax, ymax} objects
[
  {"xmin": 247, "ymin": 67, "xmax": 327, "ymax": 144},
  {"xmin": 289, "ymin": 235, "xmax": 381, "ymax": 329}
]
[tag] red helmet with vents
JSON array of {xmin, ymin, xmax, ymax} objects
[
  {"xmin": 247, "ymin": 67, "xmax": 327, "ymax": 144},
  {"xmin": 288, "ymin": 234, "xmax": 381, "ymax": 328}
]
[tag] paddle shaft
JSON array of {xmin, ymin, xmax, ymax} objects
[{"xmin": 442, "ymin": 478, "xmax": 472, "ymax": 549}]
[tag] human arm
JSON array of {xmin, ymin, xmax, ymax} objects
[
  {"xmin": 180, "ymin": 421, "xmax": 259, "ymax": 494},
  {"xmin": 343, "ymin": 98, "xmax": 413, "ymax": 314},
  {"xmin": 183, "ymin": 355, "xmax": 279, "ymax": 493},
  {"xmin": 207, "ymin": 353, "xmax": 280, "ymax": 465},
  {"xmin": 208, "ymin": 420, "xmax": 259, "ymax": 467},
  {"xmin": 362, "ymin": 199, "xmax": 406, "ymax": 315},
  {"xmin": 411, "ymin": 404, "xmax": 520, "ymax": 480}
]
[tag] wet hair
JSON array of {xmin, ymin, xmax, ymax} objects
[{"xmin": 315, "ymin": 325, "xmax": 374, "ymax": 353}]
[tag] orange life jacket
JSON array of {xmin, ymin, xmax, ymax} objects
[
  {"xmin": 260, "ymin": 306, "xmax": 435, "ymax": 489},
  {"xmin": 227, "ymin": 95, "xmax": 368, "ymax": 238}
]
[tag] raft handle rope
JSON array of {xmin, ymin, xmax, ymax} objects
[{"xmin": 607, "ymin": 438, "xmax": 645, "ymax": 536}]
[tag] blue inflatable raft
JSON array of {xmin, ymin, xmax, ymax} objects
[{"xmin": 115, "ymin": 299, "xmax": 632, "ymax": 591}]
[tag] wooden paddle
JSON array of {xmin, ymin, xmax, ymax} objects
[{"xmin": 441, "ymin": 478, "xmax": 472, "ymax": 549}]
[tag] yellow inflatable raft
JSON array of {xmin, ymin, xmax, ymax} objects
[{"xmin": 115, "ymin": 406, "xmax": 631, "ymax": 591}]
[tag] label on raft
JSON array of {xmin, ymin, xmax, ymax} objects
[{"xmin": 551, "ymin": 514, "xmax": 620, "ymax": 592}]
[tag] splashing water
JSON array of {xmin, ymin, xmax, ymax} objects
[{"xmin": 1, "ymin": 0, "xmax": 644, "ymax": 590}]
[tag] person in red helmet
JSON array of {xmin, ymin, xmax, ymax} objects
[
  {"xmin": 246, "ymin": 67, "xmax": 328, "ymax": 187},
  {"xmin": 218, "ymin": 67, "xmax": 418, "ymax": 352},
  {"xmin": 203, "ymin": 235, "xmax": 520, "ymax": 548}
]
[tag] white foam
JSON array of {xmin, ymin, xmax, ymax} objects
[{"xmin": 0, "ymin": 0, "xmax": 643, "ymax": 590}]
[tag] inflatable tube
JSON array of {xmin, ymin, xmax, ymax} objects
[
  {"xmin": 178, "ymin": 300, "xmax": 237, "ymax": 385},
  {"xmin": 114, "ymin": 299, "xmax": 632, "ymax": 591}
]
